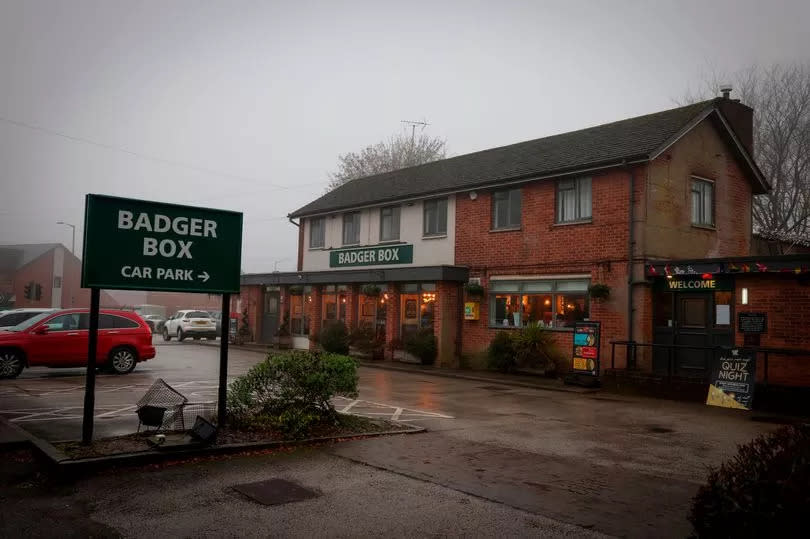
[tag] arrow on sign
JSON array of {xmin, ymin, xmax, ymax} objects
[{"xmin": 198, "ymin": 271, "xmax": 210, "ymax": 283}]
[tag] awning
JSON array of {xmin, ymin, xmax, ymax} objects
[{"xmin": 241, "ymin": 265, "xmax": 469, "ymax": 286}]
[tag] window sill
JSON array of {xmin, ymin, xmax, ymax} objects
[
  {"xmin": 422, "ymin": 234, "xmax": 447, "ymax": 240},
  {"xmin": 487, "ymin": 325, "xmax": 574, "ymax": 332},
  {"xmin": 341, "ymin": 242, "xmax": 361, "ymax": 247},
  {"xmin": 552, "ymin": 219, "xmax": 592, "ymax": 227},
  {"xmin": 378, "ymin": 239, "xmax": 402, "ymax": 245},
  {"xmin": 489, "ymin": 226, "xmax": 521, "ymax": 233},
  {"xmin": 308, "ymin": 246, "xmax": 325, "ymax": 251},
  {"xmin": 691, "ymin": 224, "xmax": 716, "ymax": 231}
]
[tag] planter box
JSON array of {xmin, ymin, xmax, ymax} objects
[
  {"xmin": 274, "ymin": 336, "xmax": 292, "ymax": 350},
  {"xmin": 393, "ymin": 349, "xmax": 421, "ymax": 364}
]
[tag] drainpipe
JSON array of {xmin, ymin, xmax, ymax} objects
[{"xmin": 625, "ymin": 161, "xmax": 635, "ymax": 368}]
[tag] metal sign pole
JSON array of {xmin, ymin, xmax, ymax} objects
[
  {"xmin": 217, "ymin": 293, "xmax": 231, "ymax": 428},
  {"xmin": 81, "ymin": 287, "xmax": 101, "ymax": 445}
]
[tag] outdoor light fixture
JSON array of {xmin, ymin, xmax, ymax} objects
[{"xmin": 741, "ymin": 288, "xmax": 749, "ymax": 305}]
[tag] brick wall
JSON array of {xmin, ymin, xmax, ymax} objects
[
  {"xmin": 735, "ymin": 275, "xmax": 810, "ymax": 386},
  {"xmin": 455, "ymin": 167, "xmax": 635, "ymax": 368}
]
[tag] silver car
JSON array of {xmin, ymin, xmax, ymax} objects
[{"xmin": 0, "ymin": 308, "xmax": 57, "ymax": 331}]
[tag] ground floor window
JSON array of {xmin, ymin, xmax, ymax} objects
[
  {"xmin": 290, "ymin": 286, "xmax": 312, "ymax": 336},
  {"xmin": 400, "ymin": 283, "xmax": 436, "ymax": 336},
  {"xmin": 489, "ymin": 278, "xmax": 589, "ymax": 329},
  {"xmin": 322, "ymin": 285, "xmax": 348, "ymax": 325}
]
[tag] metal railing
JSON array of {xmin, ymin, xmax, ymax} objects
[{"xmin": 609, "ymin": 340, "xmax": 810, "ymax": 387}]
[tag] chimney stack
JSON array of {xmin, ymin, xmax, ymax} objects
[
  {"xmin": 716, "ymin": 85, "xmax": 754, "ymax": 154},
  {"xmin": 720, "ymin": 84, "xmax": 732, "ymax": 100}
]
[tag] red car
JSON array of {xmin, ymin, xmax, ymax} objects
[{"xmin": 0, "ymin": 309, "xmax": 156, "ymax": 379}]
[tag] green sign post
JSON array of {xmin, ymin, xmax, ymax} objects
[
  {"xmin": 80, "ymin": 194, "xmax": 243, "ymax": 444},
  {"xmin": 82, "ymin": 194, "xmax": 243, "ymax": 293}
]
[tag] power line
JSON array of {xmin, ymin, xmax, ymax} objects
[{"xmin": 0, "ymin": 115, "xmax": 286, "ymax": 188}]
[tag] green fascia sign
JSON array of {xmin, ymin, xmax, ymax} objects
[
  {"xmin": 329, "ymin": 244, "xmax": 413, "ymax": 268},
  {"xmin": 81, "ymin": 194, "xmax": 243, "ymax": 294}
]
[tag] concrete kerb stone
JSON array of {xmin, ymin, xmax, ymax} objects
[
  {"xmin": 9, "ymin": 417, "xmax": 425, "ymax": 477},
  {"xmin": 194, "ymin": 340, "xmax": 599, "ymax": 394}
]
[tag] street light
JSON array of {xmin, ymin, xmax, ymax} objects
[{"xmin": 57, "ymin": 221, "xmax": 76, "ymax": 254}]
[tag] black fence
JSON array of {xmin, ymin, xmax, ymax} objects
[{"xmin": 610, "ymin": 340, "xmax": 810, "ymax": 388}]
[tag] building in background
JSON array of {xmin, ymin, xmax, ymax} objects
[{"xmin": 0, "ymin": 243, "xmax": 118, "ymax": 310}]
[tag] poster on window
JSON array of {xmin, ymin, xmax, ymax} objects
[
  {"xmin": 572, "ymin": 321, "xmax": 600, "ymax": 376},
  {"xmin": 706, "ymin": 348, "xmax": 756, "ymax": 411},
  {"xmin": 405, "ymin": 299, "xmax": 418, "ymax": 319}
]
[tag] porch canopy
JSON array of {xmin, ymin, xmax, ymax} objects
[{"xmin": 241, "ymin": 265, "xmax": 469, "ymax": 286}]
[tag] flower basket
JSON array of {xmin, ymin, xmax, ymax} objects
[
  {"xmin": 588, "ymin": 283, "xmax": 611, "ymax": 301},
  {"xmin": 361, "ymin": 284, "xmax": 381, "ymax": 297}
]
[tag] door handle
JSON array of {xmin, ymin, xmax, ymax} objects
[
  {"xmin": 107, "ymin": 331, "xmax": 119, "ymax": 334},
  {"xmin": 67, "ymin": 332, "xmax": 80, "ymax": 336}
]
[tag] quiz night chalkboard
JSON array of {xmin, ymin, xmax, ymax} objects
[
  {"xmin": 706, "ymin": 348, "xmax": 756, "ymax": 410},
  {"xmin": 738, "ymin": 312, "xmax": 767, "ymax": 334},
  {"xmin": 572, "ymin": 321, "xmax": 601, "ymax": 376}
]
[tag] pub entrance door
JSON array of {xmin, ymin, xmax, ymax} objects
[{"xmin": 260, "ymin": 289, "xmax": 280, "ymax": 344}]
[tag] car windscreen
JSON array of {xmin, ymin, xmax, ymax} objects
[
  {"xmin": 9, "ymin": 311, "xmax": 54, "ymax": 331},
  {"xmin": 186, "ymin": 311, "xmax": 210, "ymax": 318}
]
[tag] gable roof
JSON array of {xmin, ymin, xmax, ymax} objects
[{"xmin": 290, "ymin": 98, "xmax": 768, "ymax": 218}]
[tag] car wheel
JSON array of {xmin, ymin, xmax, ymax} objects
[
  {"xmin": 162, "ymin": 328, "xmax": 172, "ymax": 341},
  {"xmin": 0, "ymin": 349, "xmax": 24, "ymax": 379},
  {"xmin": 109, "ymin": 347, "xmax": 137, "ymax": 374},
  {"xmin": 177, "ymin": 328, "xmax": 186, "ymax": 342}
]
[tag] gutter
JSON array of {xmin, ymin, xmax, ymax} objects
[{"xmin": 288, "ymin": 216, "xmax": 300, "ymax": 227}]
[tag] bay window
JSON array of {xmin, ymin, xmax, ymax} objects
[{"xmin": 489, "ymin": 278, "xmax": 589, "ymax": 329}]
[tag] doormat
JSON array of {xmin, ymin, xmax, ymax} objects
[{"xmin": 232, "ymin": 478, "xmax": 320, "ymax": 506}]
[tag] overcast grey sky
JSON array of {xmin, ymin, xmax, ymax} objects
[{"xmin": 2, "ymin": 0, "xmax": 809, "ymax": 272}]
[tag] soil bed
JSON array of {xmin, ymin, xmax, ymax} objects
[{"xmin": 55, "ymin": 415, "xmax": 408, "ymax": 460}]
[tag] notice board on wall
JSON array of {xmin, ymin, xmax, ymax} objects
[{"xmin": 572, "ymin": 321, "xmax": 601, "ymax": 376}]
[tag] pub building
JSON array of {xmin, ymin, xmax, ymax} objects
[{"xmin": 237, "ymin": 90, "xmax": 810, "ymax": 387}]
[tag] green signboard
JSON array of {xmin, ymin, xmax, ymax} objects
[
  {"xmin": 81, "ymin": 194, "xmax": 243, "ymax": 293},
  {"xmin": 329, "ymin": 244, "xmax": 413, "ymax": 268},
  {"xmin": 657, "ymin": 275, "xmax": 734, "ymax": 292}
]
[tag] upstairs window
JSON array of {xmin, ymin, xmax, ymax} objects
[
  {"xmin": 379, "ymin": 205, "xmax": 401, "ymax": 242},
  {"xmin": 423, "ymin": 197, "xmax": 448, "ymax": 237},
  {"xmin": 492, "ymin": 188, "xmax": 522, "ymax": 229},
  {"xmin": 342, "ymin": 212, "xmax": 361, "ymax": 245},
  {"xmin": 309, "ymin": 217, "xmax": 325, "ymax": 248},
  {"xmin": 691, "ymin": 178, "xmax": 714, "ymax": 227},
  {"xmin": 556, "ymin": 177, "xmax": 592, "ymax": 223}
]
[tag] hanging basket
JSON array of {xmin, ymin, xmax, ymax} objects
[
  {"xmin": 361, "ymin": 284, "xmax": 381, "ymax": 297},
  {"xmin": 288, "ymin": 285, "xmax": 304, "ymax": 296},
  {"xmin": 464, "ymin": 282, "xmax": 485, "ymax": 297},
  {"xmin": 588, "ymin": 283, "xmax": 611, "ymax": 301}
]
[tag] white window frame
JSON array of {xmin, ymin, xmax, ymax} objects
[
  {"xmin": 423, "ymin": 197, "xmax": 448, "ymax": 237},
  {"xmin": 556, "ymin": 177, "xmax": 592, "ymax": 223},
  {"xmin": 342, "ymin": 212, "xmax": 361, "ymax": 245},
  {"xmin": 691, "ymin": 177, "xmax": 715, "ymax": 227},
  {"xmin": 309, "ymin": 217, "xmax": 325, "ymax": 249},
  {"xmin": 492, "ymin": 188, "xmax": 522, "ymax": 230},
  {"xmin": 379, "ymin": 205, "xmax": 401, "ymax": 242}
]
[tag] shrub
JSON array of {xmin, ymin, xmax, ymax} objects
[
  {"xmin": 689, "ymin": 424, "xmax": 810, "ymax": 537},
  {"xmin": 349, "ymin": 326, "xmax": 384, "ymax": 356},
  {"xmin": 487, "ymin": 331, "xmax": 516, "ymax": 372},
  {"xmin": 319, "ymin": 321, "xmax": 349, "ymax": 354},
  {"xmin": 227, "ymin": 350, "xmax": 358, "ymax": 436},
  {"xmin": 403, "ymin": 329, "xmax": 437, "ymax": 365},
  {"xmin": 512, "ymin": 324, "xmax": 563, "ymax": 376}
]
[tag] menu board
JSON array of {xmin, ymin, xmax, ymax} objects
[
  {"xmin": 706, "ymin": 348, "xmax": 756, "ymax": 410},
  {"xmin": 738, "ymin": 312, "xmax": 767, "ymax": 334},
  {"xmin": 572, "ymin": 321, "xmax": 601, "ymax": 376}
]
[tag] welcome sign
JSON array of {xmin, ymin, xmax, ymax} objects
[{"xmin": 329, "ymin": 244, "xmax": 413, "ymax": 268}]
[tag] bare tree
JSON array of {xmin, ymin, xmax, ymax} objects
[
  {"xmin": 327, "ymin": 131, "xmax": 446, "ymax": 191},
  {"xmin": 684, "ymin": 63, "xmax": 810, "ymax": 247}
]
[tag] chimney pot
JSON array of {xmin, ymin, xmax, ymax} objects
[{"xmin": 720, "ymin": 84, "xmax": 732, "ymax": 100}]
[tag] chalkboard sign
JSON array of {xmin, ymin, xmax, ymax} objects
[
  {"xmin": 738, "ymin": 312, "xmax": 767, "ymax": 334},
  {"xmin": 572, "ymin": 321, "xmax": 601, "ymax": 376},
  {"xmin": 706, "ymin": 348, "xmax": 756, "ymax": 410}
]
